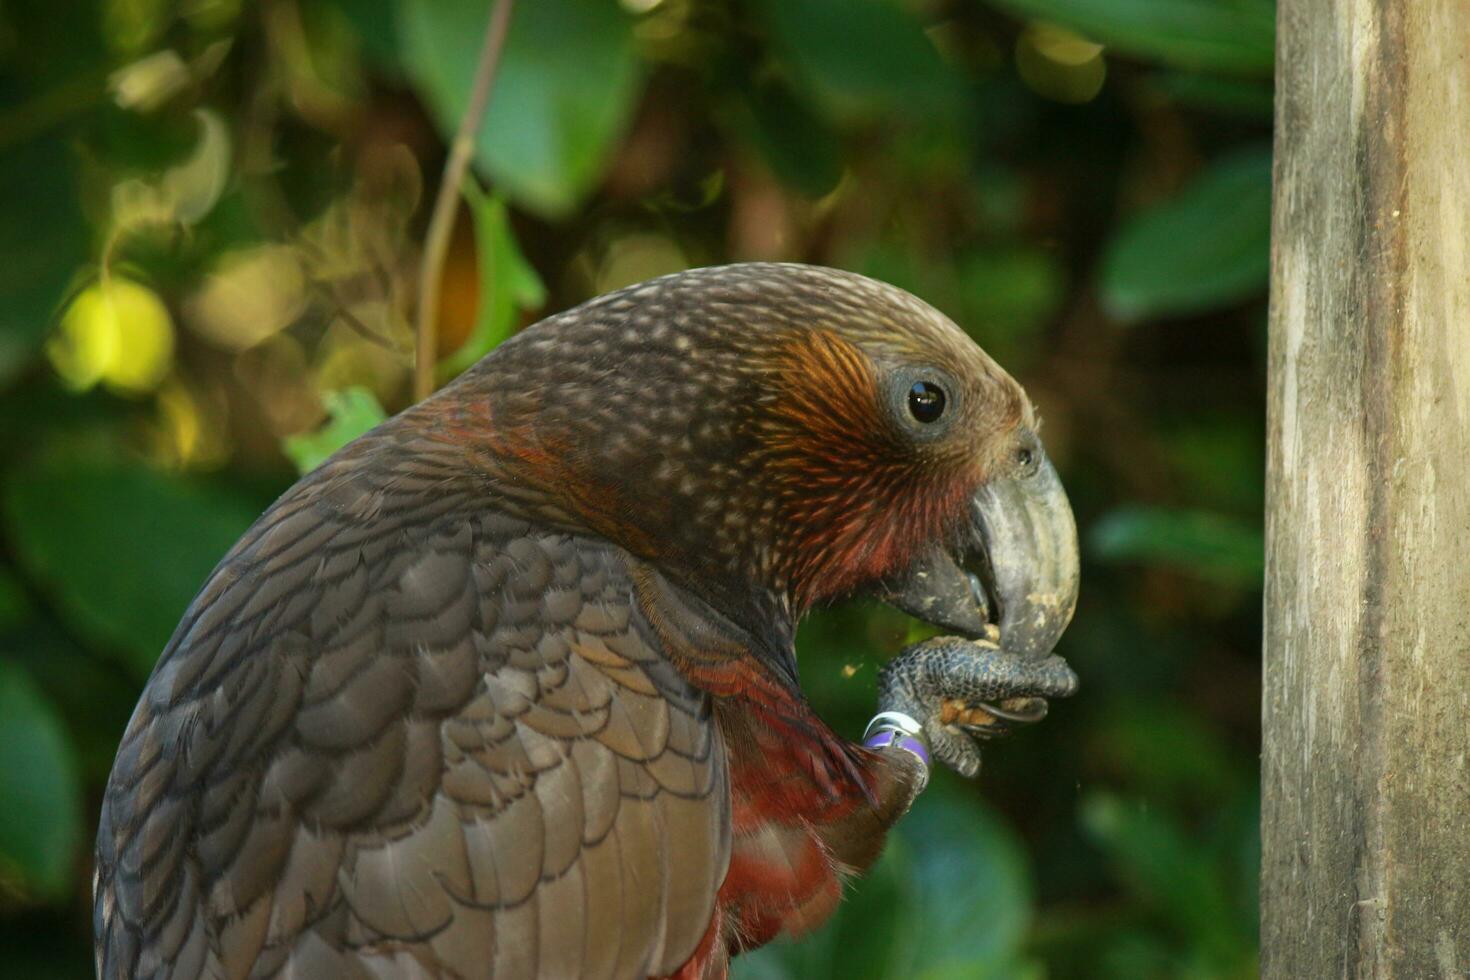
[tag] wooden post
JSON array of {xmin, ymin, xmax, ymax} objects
[{"xmin": 1263, "ymin": 0, "xmax": 1470, "ymax": 975}]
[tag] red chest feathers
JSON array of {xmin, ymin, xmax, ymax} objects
[{"xmin": 711, "ymin": 701, "xmax": 875, "ymax": 954}]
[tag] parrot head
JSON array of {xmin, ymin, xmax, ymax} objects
[{"xmin": 438, "ymin": 262, "xmax": 1077, "ymax": 670}]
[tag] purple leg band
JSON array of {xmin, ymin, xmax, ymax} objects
[{"xmin": 864, "ymin": 729, "xmax": 931, "ymax": 768}]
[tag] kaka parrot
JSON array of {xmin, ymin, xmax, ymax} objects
[{"xmin": 94, "ymin": 263, "xmax": 1079, "ymax": 979}]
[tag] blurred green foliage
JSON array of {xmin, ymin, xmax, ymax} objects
[
  {"xmin": 1100, "ymin": 146, "xmax": 1272, "ymax": 322},
  {"xmin": 0, "ymin": 0, "xmax": 1268, "ymax": 976},
  {"xmin": 282, "ymin": 385, "xmax": 386, "ymax": 473}
]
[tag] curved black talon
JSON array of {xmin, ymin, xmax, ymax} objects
[
  {"xmin": 978, "ymin": 696, "xmax": 1049, "ymax": 725},
  {"xmin": 959, "ymin": 698, "xmax": 1046, "ymax": 741}
]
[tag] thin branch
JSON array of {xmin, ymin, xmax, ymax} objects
[{"xmin": 414, "ymin": 0, "xmax": 515, "ymax": 402}]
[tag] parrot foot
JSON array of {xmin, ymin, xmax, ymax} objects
[{"xmin": 875, "ymin": 636, "xmax": 1078, "ymax": 778}]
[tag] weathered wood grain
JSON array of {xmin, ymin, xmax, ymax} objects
[{"xmin": 1264, "ymin": 0, "xmax": 1470, "ymax": 975}]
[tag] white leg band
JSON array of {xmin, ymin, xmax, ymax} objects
[{"xmin": 864, "ymin": 710, "xmax": 923, "ymax": 740}]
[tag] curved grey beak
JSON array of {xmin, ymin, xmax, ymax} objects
[{"xmin": 882, "ymin": 451, "xmax": 1079, "ymax": 660}]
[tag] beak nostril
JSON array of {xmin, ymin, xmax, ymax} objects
[{"xmin": 1016, "ymin": 437, "xmax": 1046, "ymax": 476}]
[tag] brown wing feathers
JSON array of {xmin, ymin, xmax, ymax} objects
[
  {"xmin": 95, "ymin": 264, "xmax": 987, "ymax": 979},
  {"xmin": 94, "ymin": 430, "xmax": 730, "ymax": 979}
]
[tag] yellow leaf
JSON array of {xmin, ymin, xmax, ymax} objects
[{"xmin": 48, "ymin": 279, "xmax": 174, "ymax": 396}]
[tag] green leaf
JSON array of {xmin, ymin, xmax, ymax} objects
[
  {"xmin": 1096, "ymin": 932, "xmax": 1179, "ymax": 978},
  {"xmin": 754, "ymin": 0, "xmax": 963, "ymax": 123},
  {"xmin": 956, "ymin": 247, "xmax": 1064, "ymax": 353},
  {"xmin": 328, "ymin": 0, "xmax": 404, "ymax": 75},
  {"xmin": 400, "ymin": 0, "xmax": 643, "ymax": 218},
  {"xmin": 3, "ymin": 460, "xmax": 258, "ymax": 675},
  {"xmin": 1159, "ymin": 416, "xmax": 1265, "ymax": 514},
  {"xmin": 984, "ymin": 0, "xmax": 1275, "ymax": 76},
  {"xmin": 1090, "ymin": 506, "xmax": 1263, "ymax": 586},
  {"xmin": 0, "ymin": 565, "xmax": 34, "ymax": 632},
  {"xmin": 1091, "ymin": 703, "xmax": 1242, "ymax": 803},
  {"xmin": 284, "ymin": 386, "xmax": 388, "ymax": 475},
  {"xmin": 0, "ymin": 662, "xmax": 82, "ymax": 900},
  {"xmin": 0, "ymin": 137, "xmax": 90, "ymax": 389},
  {"xmin": 7, "ymin": 623, "xmax": 139, "ymax": 784},
  {"xmin": 1099, "ymin": 147, "xmax": 1272, "ymax": 321},
  {"xmin": 439, "ymin": 182, "xmax": 546, "ymax": 379},
  {"xmin": 905, "ymin": 790, "xmax": 1036, "ymax": 978},
  {"xmin": 730, "ymin": 79, "xmax": 844, "ymax": 198},
  {"xmin": 1153, "ymin": 72, "xmax": 1274, "ymax": 119},
  {"xmin": 1081, "ymin": 793, "xmax": 1240, "ymax": 967}
]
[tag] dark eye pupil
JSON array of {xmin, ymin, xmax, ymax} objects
[{"xmin": 907, "ymin": 381, "xmax": 946, "ymax": 423}]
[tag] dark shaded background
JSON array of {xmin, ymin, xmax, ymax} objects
[{"xmin": 0, "ymin": 0, "xmax": 1269, "ymax": 976}]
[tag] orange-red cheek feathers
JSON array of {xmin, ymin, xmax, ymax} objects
[{"xmin": 763, "ymin": 330, "xmax": 980, "ymax": 609}]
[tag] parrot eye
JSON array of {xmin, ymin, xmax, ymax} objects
[
  {"xmin": 888, "ymin": 367, "xmax": 957, "ymax": 435},
  {"xmin": 907, "ymin": 381, "xmax": 947, "ymax": 423}
]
